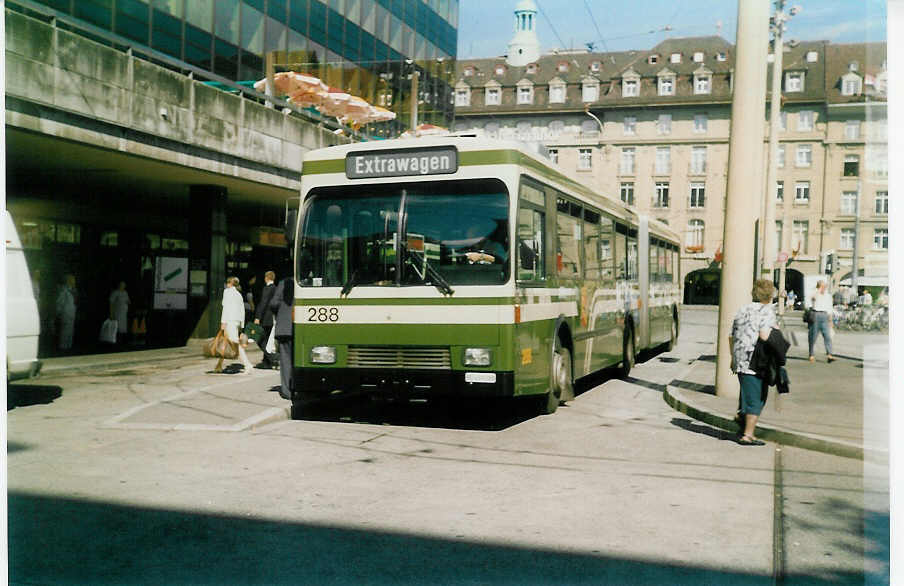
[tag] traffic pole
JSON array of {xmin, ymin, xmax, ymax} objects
[{"xmin": 715, "ymin": 0, "xmax": 770, "ymax": 397}]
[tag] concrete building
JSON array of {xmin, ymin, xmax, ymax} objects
[
  {"xmin": 5, "ymin": 0, "xmax": 459, "ymax": 356},
  {"xmin": 452, "ymin": 35, "xmax": 887, "ymax": 303}
]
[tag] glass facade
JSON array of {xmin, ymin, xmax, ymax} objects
[{"xmin": 24, "ymin": 0, "xmax": 458, "ymax": 136}]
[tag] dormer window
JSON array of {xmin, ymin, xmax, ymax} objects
[
  {"xmin": 848, "ymin": 61, "xmax": 858, "ymax": 71},
  {"xmin": 454, "ymin": 85, "xmax": 471, "ymax": 107},
  {"xmin": 582, "ymin": 78, "xmax": 600, "ymax": 102},
  {"xmin": 785, "ymin": 71, "xmax": 804, "ymax": 92},
  {"xmin": 841, "ymin": 72, "xmax": 862, "ymax": 96},
  {"xmin": 591, "ymin": 61, "xmax": 601, "ymax": 72},
  {"xmin": 694, "ymin": 66, "xmax": 712, "ymax": 95},
  {"xmin": 464, "ymin": 66, "xmax": 475, "ymax": 77},
  {"xmin": 517, "ymin": 79, "xmax": 534, "ymax": 104},
  {"xmin": 549, "ymin": 79, "xmax": 566, "ymax": 103},
  {"xmin": 622, "ymin": 69, "xmax": 640, "ymax": 97},
  {"xmin": 557, "ymin": 61, "xmax": 569, "ymax": 73},
  {"xmin": 526, "ymin": 63, "xmax": 537, "ymax": 74},
  {"xmin": 485, "ymin": 81, "xmax": 501, "ymax": 105},
  {"xmin": 670, "ymin": 53, "xmax": 681, "ymax": 64},
  {"xmin": 806, "ymin": 51, "xmax": 818, "ymax": 62},
  {"xmin": 494, "ymin": 64, "xmax": 506, "ymax": 76},
  {"xmin": 693, "ymin": 52, "xmax": 704, "ymax": 62},
  {"xmin": 648, "ymin": 54, "xmax": 659, "ymax": 65},
  {"xmin": 657, "ymin": 70, "xmax": 676, "ymax": 96},
  {"xmin": 717, "ymin": 52, "xmax": 727, "ymax": 61}
]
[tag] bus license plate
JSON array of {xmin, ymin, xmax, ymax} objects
[{"xmin": 465, "ymin": 372, "xmax": 496, "ymax": 384}]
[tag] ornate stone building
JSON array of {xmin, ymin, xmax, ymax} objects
[{"xmin": 452, "ymin": 34, "xmax": 887, "ymax": 299}]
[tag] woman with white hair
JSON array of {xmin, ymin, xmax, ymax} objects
[{"xmin": 213, "ymin": 276, "xmax": 254, "ymax": 374}]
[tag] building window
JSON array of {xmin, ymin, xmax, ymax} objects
[
  {"xmin": 843, "ymin": 155, "xmax": 859, "ymax": 177},
  {"xmin": 526, "ymin": 63, "xmax": 537, "ymax": 74},
  {"xmin": 694, "ymin": 114, "xmax": 708, "ymax": 133},
  {"xmin": 806, "ymin": 51, "xmax": 818, "ymax": 63},
  {"xmin": 842, "ymin": 77, "xmax": 862, "ymax": 96},
  {"xmin": 840, "ymin": 228, "xmax": 855, "ymax": 249},
  {"xmin": 796, "ymin": 144, "xmax": 812, "ymax": 167},
  {"xmin": 648, "ymin": 54, "xmax": 659, "ymax": 65},
  {"xmin": 658, "ymin": 76, "xmax": 675, "ymax": 96},
  {"xmin": 582, "ymin": 83, "xmax": 599, "ymax": 102},
  {"xmin": 578, "ymin": 148, "xmax": 592, "ymax": 170},
  {"xmin": 868, "ymin": 144, "xmax": 888, "ymax": 178},
  {"xmin": 548, "ymin": 149, "xmax": 558, "ymax": 164},
  {"xmin": 798, "ymin": 110, "xmax": 814, "ymax": 131},
  {"xmin": 841, "ymin": 191, "xmax": 857, "ymax": 215},
  {"xmin": 794, "ymin": 181, "xmax": 810, "ymax": 203},
  {"xmin": 693, "ymin": 51, "xmax": 704, "ymax": 62},
  {"xmin": 694, "ymin": 75, "xmax": 711, "ymax": 94},
  {"xmin": 517, "ymin": 85, "xmax": 533, "ymax": 104},
  {"xmin": 778, "ymin": 144, "xmax": 786, "ymax": 168},
  {"xmin": 623, "ymin": 116, "xmax": 636, "ymax": 135},
  {"xmin": 690, "ymin": 146, "xmax": 706, "ymax": 174},
  {"xmin": 655, "ymin": 146, "xmax": 671, "ymax": 174},
  {"xmin": 548, "ymin": 120, "xmax": 565, "ymax": 136},
  {"xmin": 875, "ymin": 191, "xmax": 888, "ymax": 215},
  {"xmin": 792, "ymin": 220, "xmax": 809, "ymax": 253},
  {"xmin": 557, "ymin": 61, "xmax": 569, "ymax": 73},
  {"xmin": 654, "ymin": 182, "xmax": 670, "ymax": 208},
  {"xmin": 844, "ymin": 120, "xmax": 860, "ymax": 140},
  {"xmin": 785, "ymin": 71, "xmax": 804, "ymax": 92},
  {"xmin": 464, "ymin": 66, "xmax": 474, "ymax": 77},
  {"xmin": 689, "ymin": 182, "xmax": 706, "ymax": 208},
  {"xmin": 620, "ymin": 182, "xmax": 635, "ymax": 205},
  {"xmin": 873, "ymin": 228, "xmax": 888, "ymax": 250},
  {"xmin": 591, "ymin": 61, "xmax": 601, "ymax": 72},
  {"xmin": 494, "ymin": 64, "xmax": 506, "ymax": 76},
  {"xmin": 775, "ymin": 220, "xmax": 783, "ymax": 250},
  {"xmin": 517, "ymin": 121, "xmax": 532, "ymax": 140},
  {"xmin": 620, "ymin": 147, "xmax": 635, "ymax": 174},
  {"xmin": 623, "ymin": 78, "xmax": 639, "ymax": 97},
  {"xmin": 776, "ymin": 181, "xmax": 784, "ymax": 202},
  {"xmin": 485, "ymin": 87, "xmax": 500, "ymax": 105},
  {"xmin": 687, "ymin": 219, "xmax": 704, "ymax": 248},
  {"xmin": 717, "ymin": 52, "xmax": 727, "ymax": 61},
  {"xmin": 549, "ymin": 83, "xmax": 566, "ymax": 103},
  {"xmin": 455, "ymin": 88, "xmax": 470, "ymax": 106},
  {"xmin": 657, "ymin": 114, "xmax": 672, "ymax": 135},
  {"xmin": 670, "ymin": 52, "xmax": 681, "ymax": 64}
]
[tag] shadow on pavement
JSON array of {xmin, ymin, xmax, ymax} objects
[
  {"xmin": 670, "ymin": 417, "xmax": 740, "ymax": 443},
  {"xmin": 8, "ymin": 491, "xmax": 865, "ymax": 585},
  {"xmin": 7, "ymin": 384, "xmax": 63, "ymax": 410}
]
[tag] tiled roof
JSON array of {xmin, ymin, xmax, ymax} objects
[{"xmin": 823, "ymin": 42, "xmax": 887, "ymax": 103}]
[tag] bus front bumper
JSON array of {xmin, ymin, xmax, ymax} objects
[{"xmin": 296, "ymin": 368, "xmax": 514, "ymax": 400}]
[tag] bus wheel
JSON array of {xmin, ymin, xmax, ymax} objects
[
  {"xmin": 666, "ymin": 314, "xmax": 678, "ymax": 351},
  {"xmin": 620, "ymin": 328, "xmax": 635, "ymax": 379}
]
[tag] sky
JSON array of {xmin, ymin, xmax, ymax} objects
[{"xmin": 456, "ymin": 0, "xmax": 888, "ymax": 59}]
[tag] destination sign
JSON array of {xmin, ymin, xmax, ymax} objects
[{"xmin": 346, "ymin": 147, "xmax": 458, "ymax": 179}]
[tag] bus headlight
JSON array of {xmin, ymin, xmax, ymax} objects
[
  {"xmin": 463, "ymin": 348, "xmax": 492, "ymax": 367},
  {"xmin": 310, "ymin": 346, "xmax": 336, "ymax": 364}
]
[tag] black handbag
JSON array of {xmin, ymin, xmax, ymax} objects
[{"xmin": 802, "ymin": 308, "xmax": 813, "ymax": 324}]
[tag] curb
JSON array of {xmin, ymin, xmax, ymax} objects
[{"xmin": 663, "ymin": 381, "xmax": 873, "ymax": 460}]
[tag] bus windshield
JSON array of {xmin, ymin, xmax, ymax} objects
[{"xmin": 297, "ymin": 179, "xmax": 510, "ymax": 289}]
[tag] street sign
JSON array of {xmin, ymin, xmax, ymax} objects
[{"xmin": 777, "ymin": 251, "xmax": 789, "ymax": 263}]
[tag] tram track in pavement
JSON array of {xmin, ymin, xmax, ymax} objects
[{"xmin": 773, "ymin": 446, "xmax": 786, "ymax": 585}]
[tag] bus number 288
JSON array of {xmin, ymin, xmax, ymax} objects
[{"xmin": 307, "ymin": 307, "xmax": 340, "ymax": 322}]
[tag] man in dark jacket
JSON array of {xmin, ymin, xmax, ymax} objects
[
  {"xmin": 254, "ymin": 270, "xmax": 277, "ymax": 368},
  {"xmin": 270, "ymin": 276, "xmax": 295, "ymax": 400}
]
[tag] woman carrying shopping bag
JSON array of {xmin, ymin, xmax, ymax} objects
[{"xmin": 213, "ymin": 276, "xmax": 254, "ymax": 374}]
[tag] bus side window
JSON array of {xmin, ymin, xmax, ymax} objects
[
  {"xmin": 517, "ymin": 207, "xmax": 545, "ymax": 281},
  {"xmin": 649, "ymin": 238, "xmax": 660, "ymax": 283},
  {"xmin": 556, "ymin": 198, "xmax": 582, "ymax": 278},
  {"xmin": 615, "ymin": 224, "xmax": 627, "ymax": 280},
  {"xmin": 583, "ymin": 208, "xmax": 601, "ymax": 280},
  {"xmin": 599, "ymin": 215, "xmax": 614, "ymax": 286}
]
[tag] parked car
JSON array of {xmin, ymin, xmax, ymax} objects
[{"xmin": 5, "ymin": 211, "xmax": 42, "ymax": 380}]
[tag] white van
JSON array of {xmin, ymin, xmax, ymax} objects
[{"xmin": 5, "ymin": 211, "xmax": 42, "ymax": 380}]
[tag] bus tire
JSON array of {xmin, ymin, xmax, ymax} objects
[
  {"xmin": 620, "ymin": 327, "xmax": 636, "ymax": 379},
  {"xmin": 666, "ymin": 311, "xmax": 678, "ymax": 351}
]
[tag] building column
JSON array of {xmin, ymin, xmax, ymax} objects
[{"xmin": 189, "ymin": 185, "xmax": 227, "ymax": 338}]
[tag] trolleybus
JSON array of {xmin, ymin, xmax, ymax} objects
[{"xmin": 288, "ymin": 136, "xmax": 680, "ymax": 415}]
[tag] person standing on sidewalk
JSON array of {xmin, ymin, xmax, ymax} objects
[
  {"xmin": 254, "ymin": 270, "xmax": 277, "ymax": 369},
  {"xmin": 213, "ymin": 276, "xmax": 254, "ymax": 374},
  {"xmin": 55, "ymin": 274, "xmax": 78, "ymax": 351},
  {"xmin": 806, "ymin": 280, "xmax": 835, "ymax": 363},
  {"xmin": 108, "ymin": 281, "xmax": 130, "ymax": 344},
  {"xmin": 270, "ymin": 275, "xmax": 294, "ymax": 400},
  {"xmin": 729, "ymin": 279, "xmax": 777, "ymax": 446}
]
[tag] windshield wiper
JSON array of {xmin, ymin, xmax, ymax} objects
[
  {"xmin": 340, "ymin": 270, "xmax": 358, "ymax": 298},
  {"xmin": 405, "ymin": 248, "xmax": 454, "ymax": 296}
]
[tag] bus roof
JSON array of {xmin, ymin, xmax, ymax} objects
[{"xmin": 302, "ymin": 136, "xmax": 680, "ymax": 245}]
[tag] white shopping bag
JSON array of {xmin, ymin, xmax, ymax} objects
[
  {"xmin": 265, "ymin": 325, "xmax": 277, "ymax": 354},
  {"xmin": 99, "ymin": 319, "xmax": 118, "ymax": 343}
]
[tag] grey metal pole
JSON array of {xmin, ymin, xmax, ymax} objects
[
  {"xmin": 715, "ymin": 0, "xmax": 770, "ymax": 397},
  {"xmin": 762, "ymin": 1, "xmax": 786, "ymax": 282},
  {"xmin": 851, "ymin": 179, "xmax": 861, "ymax": 293}
]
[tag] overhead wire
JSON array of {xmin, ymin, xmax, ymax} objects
[
  {"xmin": 535, "ymin": 0, "xmax": 568, "ymax": 50},
  {"xmin": 583, "ymin": 0, "xmax": 610, "ymax": 53}
]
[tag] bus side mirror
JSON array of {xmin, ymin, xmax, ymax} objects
[{"xmin": 284, "ymin": 209, "xmax": 298, "ymax": 250}]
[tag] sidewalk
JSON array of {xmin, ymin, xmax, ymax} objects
[{"xmin": 665, "ymin": 316, "xmax": 889, "ymax": 460}]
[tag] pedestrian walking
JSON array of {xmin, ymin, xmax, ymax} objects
[
  {"xmin": 807, "ymin": 280, "xmax": 835, "ymax": 363},
  {"xmin": 55, "ymin": 274, "xmax": 78, "ymax": 351},
  {"xmin": 108, "ymin": 281, "xmax": 130, "ymax": 343},
  {"xmin": 729, "ymin": 279, "xmax": 777, "ymax": 446},
  {"xmin": 254, "ymin": 270, "xmax": 277, "ymax": 368},
  {"xmin": 213, "ymin": 276, "xmax": 254, "ymax": 374},
  {"xmin": 244, "ymin": 275, "xmax": 257, "ymax": 324},
  {"xmin": 270, "ymin": 275, "xmax": 295, "ymax": 400}
]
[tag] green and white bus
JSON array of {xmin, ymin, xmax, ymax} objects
[{"xmin": 288, "ymin": 136, "xmax": 680, "ymax": 415}]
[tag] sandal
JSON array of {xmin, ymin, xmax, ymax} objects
[{"xmin": 738, "ymin": 436, "xmax": 765, "ymax": 446}]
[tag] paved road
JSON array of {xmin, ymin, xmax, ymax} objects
[{"xmin": 6, "ymin": 308, "xmax": 887, "ymax": 584}]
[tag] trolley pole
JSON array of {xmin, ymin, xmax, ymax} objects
[{"xmin": 715, "ymin": 0, "xmax": 770, "ymax": 397}]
